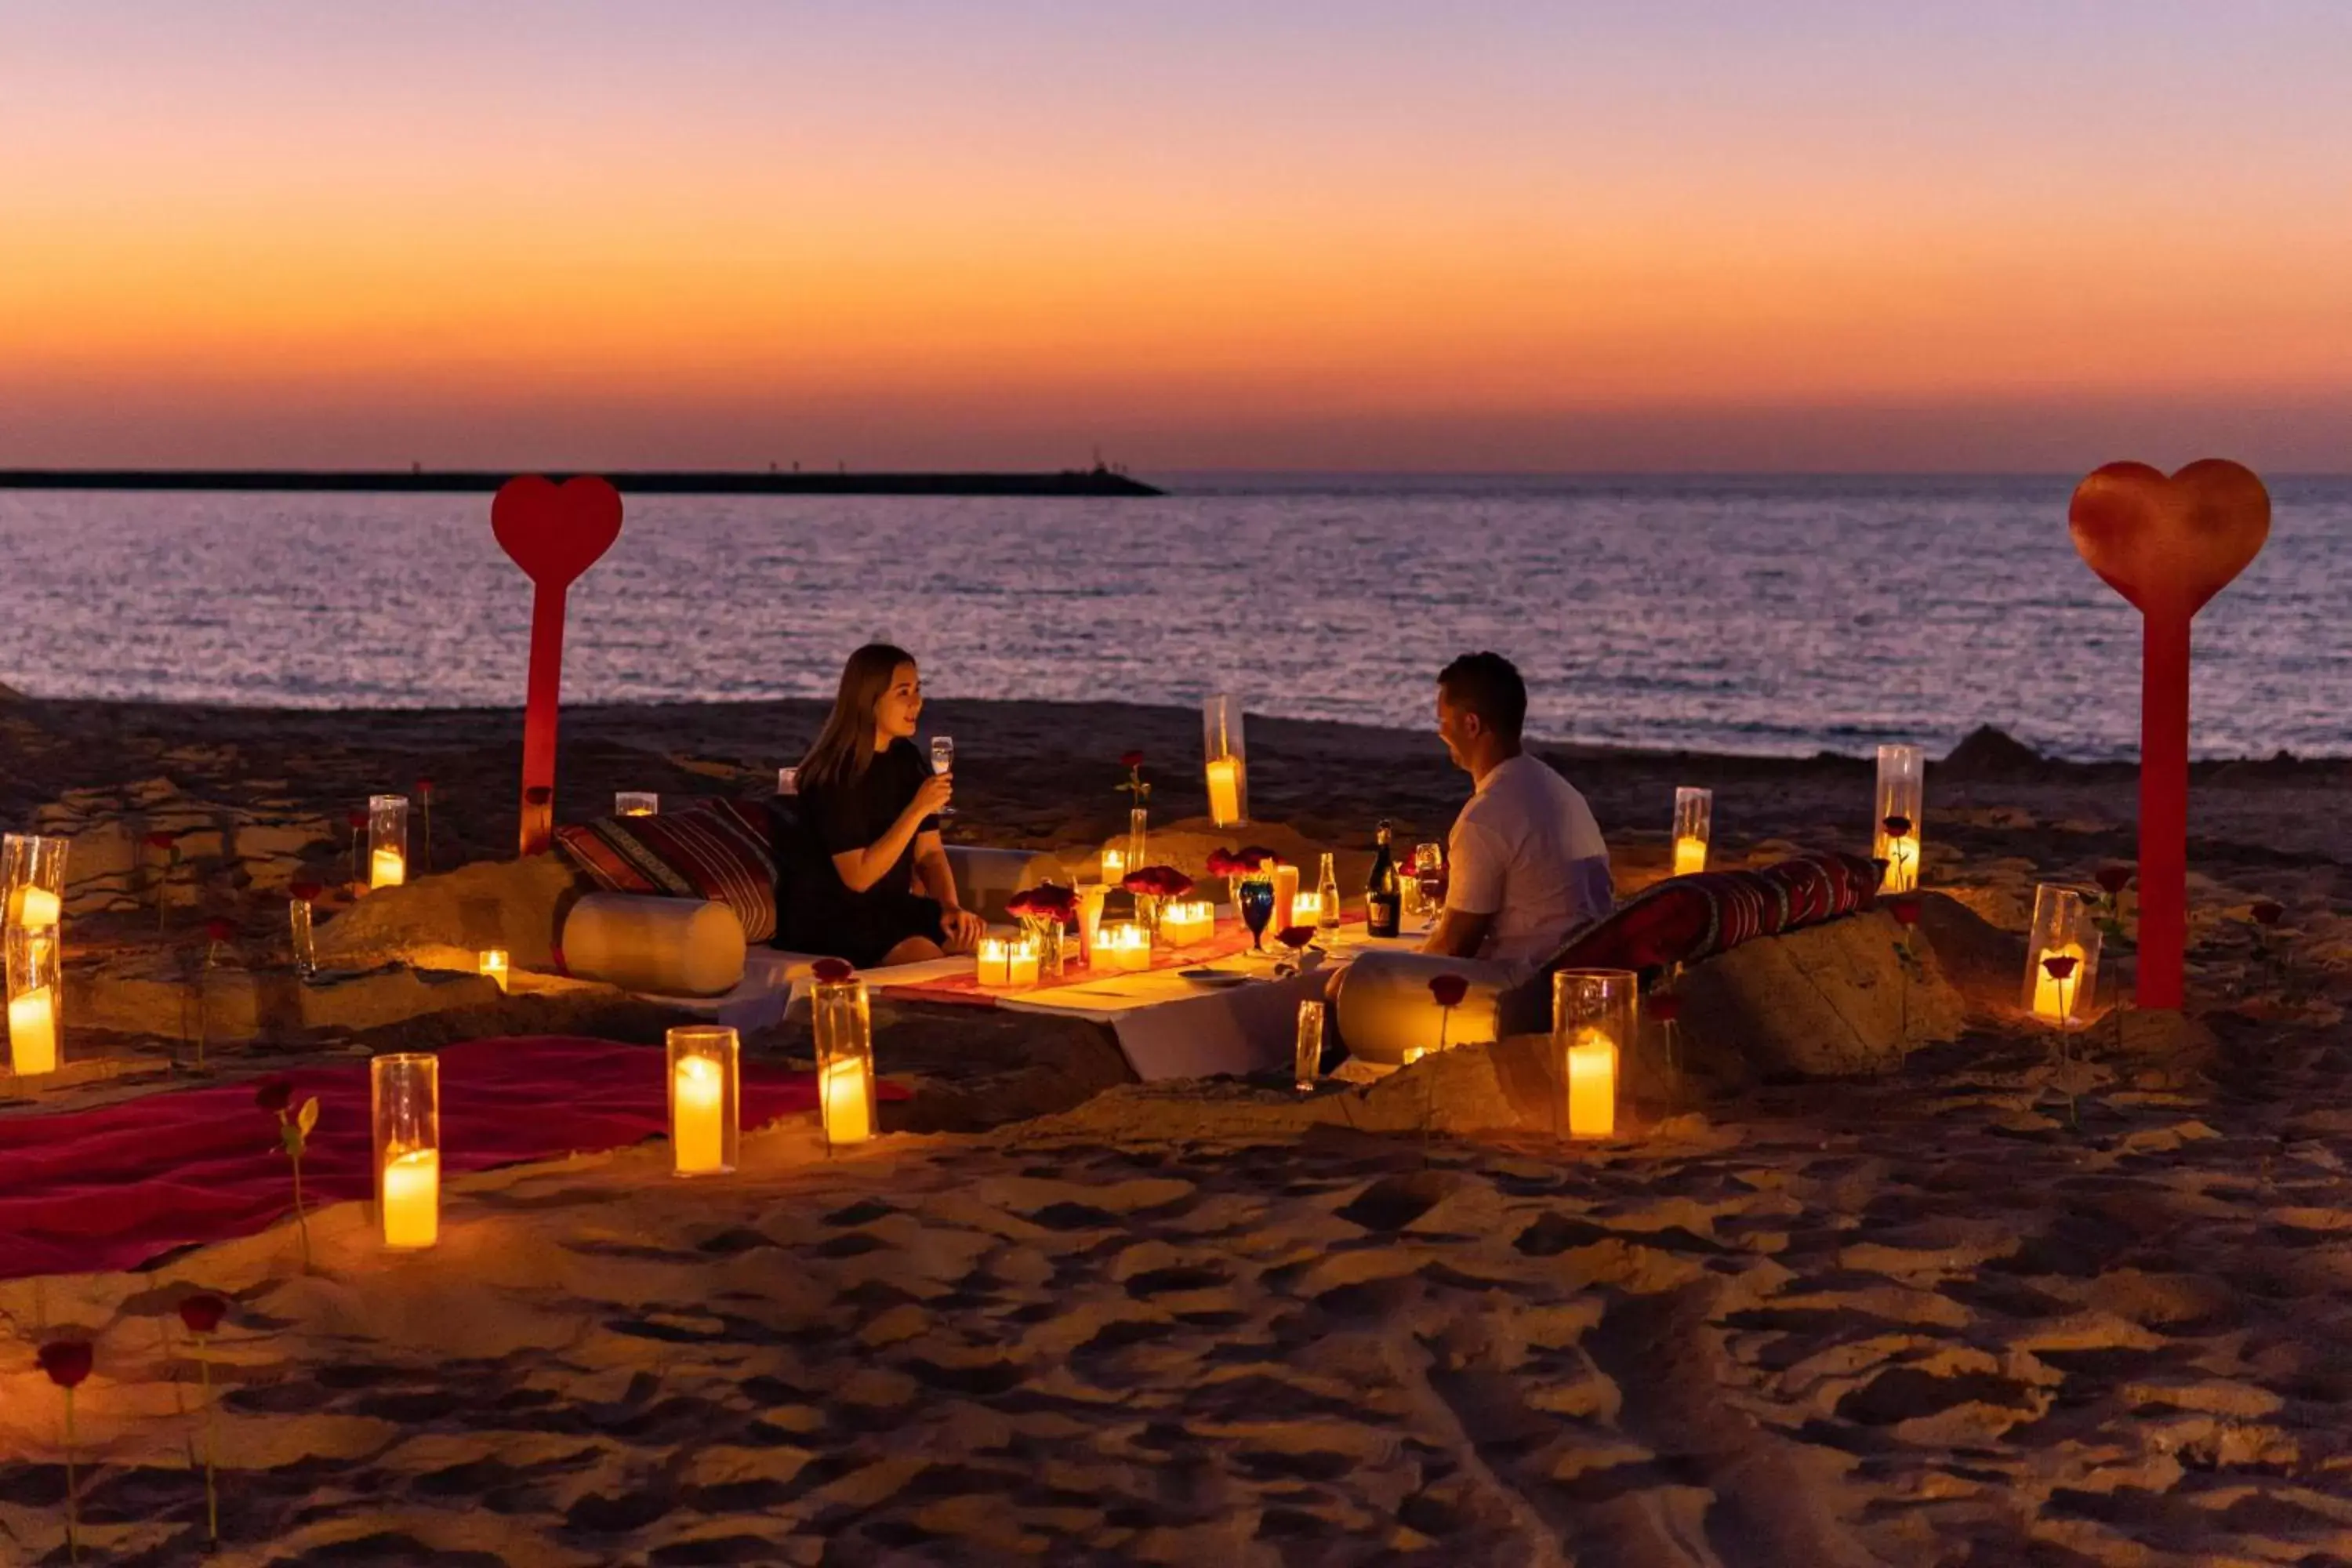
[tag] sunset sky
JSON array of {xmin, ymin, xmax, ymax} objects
[{"xmin": 4, "ymin": 1, "xmax": 2347, "ymax": 471}]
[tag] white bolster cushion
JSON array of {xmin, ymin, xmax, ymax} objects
[{"xmin": 561, "ymin": 892, "xmax": 747, "ymax": 997}]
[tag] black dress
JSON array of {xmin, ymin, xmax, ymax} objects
[{"xmin": 774, "ymin": 739, "xmax": 946, "ymax": 967}]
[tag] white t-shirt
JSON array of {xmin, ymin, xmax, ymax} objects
[{"xmin": 1445, "ymin": 753, "xmax": 1613, "ymax": 978}]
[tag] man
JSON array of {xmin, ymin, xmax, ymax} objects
[{"xmin": 1420, "ymin": 652, "xmax": 1612, "ymax": 979}]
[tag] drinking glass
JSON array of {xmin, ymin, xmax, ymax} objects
[
  {"xmin": 929, "ymin": 735, "xmax": 956, "ymax": 818},
  {"xmin": 777, "ymin": 766, "xmax": 800, "ymax": 797},
  {"xmin": 1415, "ymin": 843, "xmax": 1446, "ymax": 916},
  {"xmin": 1240, "ymin": 877, "xmax": 1276, "ymax": 951}
]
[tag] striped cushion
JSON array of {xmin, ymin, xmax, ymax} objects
[
  {"xmin": 1544, "ymin": 850, "xmax": 1878, "ymax": 979},
  {"xmin": 552, "ymin": 798, "xmax": 777, "ymax": 944}
]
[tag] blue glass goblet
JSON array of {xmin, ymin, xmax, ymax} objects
[{"xmin": 1240, "ymin": 877, "xmax": 1276, "ymax": 952}]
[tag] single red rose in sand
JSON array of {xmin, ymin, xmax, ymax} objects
[
  {"xmin": 524, "ymin": 786, "xmax": 553, "ymax": 807},
  {"xmin": 1120, "ymin": 750, "xmax": 1145, "ymax": 769},
  {"xmin": 1882, "ymin": 815, "xmax": 1913, "ymax": 838},
  {"xmin": 2095, "ymin": 865, "xmax": 2134, "ymax": 896},
  {"xmin": 2251, "ymin": 901, "xmax": 2285, "ymax": 927},
  {"xmin": 1885, "ymin": 895, "xmax": 1922, "ymax": 927},
  {"xmin": 177, "ymin": 1294, "xmax": 228, "ymax": 1336},
  {"xmin": 415, "ymin": 778, "xmax": 435, "ymax": 798},
  {"xmin": 2042, "ymin": 953, "xmax": 2080, "ymax": 982},
  {"xmin": 1428, "ymin": 974, "xmax": 1470, "ymax": 1008},
  {"xmin": 205, "ymin": 918, "xmax": 233, "ymax": 944},
  {"xmin": 346, "ymin": 809, "xmax": 368, "ymax": 829},
  {"xmin": 289, "ymin": 880, "xmax": 323, "ymax": 903},
  {"xmin": 1649, "ymin": 994, "xmax": 1682, "ymax": 1024},
  {"xmin": 38, "ymin": 1341, "xmax": 93, "ymax": 1389},
  {"xmin": 146, "ymin": 831, "xmax": 178, "ymax": 851},
  {"xmin": 810, "ymin": 957, "xmax": 855, "ymax": 985},
  {"xmin": 1276, "ymin": 925, "xmax": 1315, "ymax": 951},
  {"xmin": 254, "ymin": 1078, "xmax": 292, "ymax": 1113}
]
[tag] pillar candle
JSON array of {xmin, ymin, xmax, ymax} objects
[
  {"xmin": 672, "ymin": 1053, "xmax": 728, "ymax": 1174},
  {"xmin": 8, "ymin": 985, "xmax": 58, "ymax": 1076},
  {"xmin": 371, "ymin": 847, "xmax": 406, "ymax": 889},
  {"xmin": 478, "ymin": 949, "xmax": 510, "ymax": 993},
  {"xmin": 1566, "ymin": 1027, "xmax": 1617, "ymax": 1138},
  {"xmin": 9, "ymin": 886, "xmax": 61, "ymax": 930},
  {"xmin": 976, "ymin": 938, "xmax": 1013, "ymax": 986},
  {"xmin": 1007, "ymin": 942, "xmax": 1041, "ymax": 988},
  {"xmin": 2031, "ymin": 942, "xmax": 2087, "ymax": 1025},
  {"xmin": 1205, "ymin": 757, "xmax": 1243, "ymax": 826},
  {"xmin": 1290, "ymin": 891, "xmax": 1323, "ymax": 927},
  {"xmin": 381, "ymin": 1148, "xmax": 441, "ymax": 1247},
  {"xmin": 822, "ymin": 1055, "xmax": 873, "ymax": 1144},
  {"xmin": 1879, "ymin": 831, "xmax": 1920, "ymax": 894},
  {"xmin": 1102, "ymin": 847, "xmax": 1127, "ymax": 883},
  {"xmin": 1671, "ymin": 836, "xmax": 1708, "ymax": 877},
  {"xmin": 1270, "ymin": 862, "xmax": 1299, "ymax": 930}
]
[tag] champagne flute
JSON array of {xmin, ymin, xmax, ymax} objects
[
  {"xmin": 1415, "ymin": 842, "xmax": 1446, "ymax": 922},
  {"xmin": 929, "ymin": 735, "xmax": 956, "ymax": 818}
]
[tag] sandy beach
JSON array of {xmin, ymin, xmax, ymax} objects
[{"xmin": 2, "ymin": 692, "xmax": 2348, "ymax": 1565}]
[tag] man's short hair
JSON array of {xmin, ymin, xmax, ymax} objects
[{"xmin": 1438, "ymin": 652, "xmax": 1527, "ymax": 742}]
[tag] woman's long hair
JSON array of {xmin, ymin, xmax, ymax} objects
[{"xmin": 797, "ymin": 643, "xmax": 916, "ymax": 793}]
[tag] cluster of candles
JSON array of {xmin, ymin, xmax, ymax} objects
[{"xmin": 1665, "ymin": 742, "xmax": 1929, "ymax": 893}]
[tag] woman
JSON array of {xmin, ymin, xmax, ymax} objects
[{"xmin": 778, "ymin": 644, "xmax": 986, "ymax": 967}]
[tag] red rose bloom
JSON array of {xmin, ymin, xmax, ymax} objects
[
  {"xmin": 205, "ymin": 918, "xmax": 234, "ymax": 944},
  {"xmin": 1882, "ymin": 815, "xmax": 1913, "ymax": 838},
  {"xmin": 1007, "ymin": 884, "xmax": 1080, "ymax": 924},
  {"xmin": 415, "ymin": 777, "xmax": 435, "ymax": 798},
  {"xmin": 346, "ymin": 808, "xmax": 368, "ymax": 829},
  {"xmin": 2094, "ymin": 865, "xmax": 2133, "ymax": 896},
  {"xmin": 254, "ymin": 1078, "xmax": 293, "ymax": 1113},
  {"xmin": 289, "ymin": 880, "xmax": 323, "ymax": 903},
  {"xmin": 1428, "ymin": 973, "xmax": 1470, "ymax": 1008},
  {"xmin": 1276, "ymin": 925, "xmax": 1314, "ymax": 951},
  {"xmin": 2251, "ymin": 901, "xmax": 2285, "ymax": 927},
  {"xmin": 178, "ymin": 1294, "xmax": 229, "ymax": 1335},
  {"xmin": 38, "ymin": 1341, "xmax": 93, "ymax": 1389},
  {"xmin": 146, "ymin": 831, "xmax": 178, "ymax": 851},
  {"xmin": 1885, "ymin": 895, "xmax": 1922, "ymax": 927},
  {"xmin": 810, "ymin": 957, "xmax": 855, "ymax": 985},
  {"xmin": 1648, "ymin": 993, "xmax": 1683, "ymax": 1024},
  {"xmin": 1120, "ymin": 750, "xmax": 1145, "ymax": 768},
  {"xmin": 1124, "ymin": 866, "xmax": 1194, "ymax": 900},
  {"xmin": 2041, "ymin": 953, "xmax": 2079, "ymax": 982}
]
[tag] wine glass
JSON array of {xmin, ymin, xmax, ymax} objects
[
  {"xmin": 1240, "ymin": 877, "xmax": 1276, "ymax": 952},
  {"xmin": 928, "ymin": 735, "xmax": 955, "ymax": 818},
  {"xmin": 1415, "ymin": 842, "xmax": 1446, "ymax": 918}
]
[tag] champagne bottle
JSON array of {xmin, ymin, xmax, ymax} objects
[
  {"xmin": 1316, "ymin": 851, "xmax": 1342, "ymax": 936},
  {"xmin": 1366, "ymin": 822, "xmax": 1402, "ymax": 938}
]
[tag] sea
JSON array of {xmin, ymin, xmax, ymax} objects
[{"xmin": 2, "ymin": 474, "xmax": 2345, "ymax": 762}]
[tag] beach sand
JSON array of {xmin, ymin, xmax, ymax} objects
[{"xmin": 2, "ymin": 694, "xmax": 2348, "ymax": 1564}]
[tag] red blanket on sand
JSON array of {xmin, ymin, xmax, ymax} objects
[{"xmin": 0, "ymin": 1035, "xmax": 883, "ymax": 1282}]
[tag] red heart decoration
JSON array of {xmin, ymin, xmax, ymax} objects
[
  {"xmin": 2067, "ymin": 459, "xmax": 2269, "ymax": 617},
  {"xmin": 492, "ymin": 475, "xmax": 622, "ymax": 589}
]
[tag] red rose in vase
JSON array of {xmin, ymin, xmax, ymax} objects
[{"xmin": 810, "ymin": 958, "xmax": 855, "ymax": 985}]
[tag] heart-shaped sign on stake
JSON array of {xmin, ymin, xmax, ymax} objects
[
  {"xmin": 2067, "ymin": 459, "xmax": 2269, "ymax": 1011},
  {"xmin": 492, "ymin": 475, "xmax": 623, "ymax": 855}
]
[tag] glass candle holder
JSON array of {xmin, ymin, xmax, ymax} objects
[
  {"xmin": 371, "ymin": 1052, "xmax": 441, "ymax": 1249},
  {"xmin": 1873, "ymin": 745, "xmax": 1924, "ymax": 894},
  {"xmin": 5, "ymin": 925, "xmax": 62, "ymax": 1076},
  {"xmin": 1092, "ymin": 922, "xmax": 1151, "ymax": 972},
  {"xmin": 1269, "ymin": 861, "xmax": 1301, "ymax": 930},
  {"xmin": 812, "ymin": 976, "xmax": 875, "ymax": 1146},
  {"xmin": 2, "ymin": 833, "xmax": 68, "ymax": 932},
  {"xmin": 368, "ymin": 795, "xmax": 410, "ymax": 890},
  {"xmin": 1294, "ymin": 1000, "xmax": 1325, "ymax": 1094},
  {"xmin": 289, "ymin": 898, "xmax": 317, "ymax": 978},
  {"xmin": 666, "ymin": 1024, "xmax": 739, "ymax": 1175},
  {"xmin": 1160, "ymin": 900, "xmax": 1216, "ymax": 946},
  {"xmin": 615, "ymin": 792, "xmax": 659, "ymax": 818},
  {"xmin": 478, "ymin": 948, "xmax": 510, "ymax": 993},
  {"xmin": 1553, "ymin": 967, "xmax": 1638, "ymax": 1139},
  {"xmin": 1671, "ymin": 787, "xmax": 1712, "ymax": 877},
  {"xmin": 1202, "ymin": 693, "xmax": 1249, "ymax": 827},
  {"xmin": 1127, "ymin": 807, "xmax": 1149, "ymax": 872},
  {"xmin": 2023, "ymin": 884, "xmax": 2103, "ymax": 1028}
]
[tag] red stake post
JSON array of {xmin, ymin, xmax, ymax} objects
[
  {"xmin": 2067, "ymin": 460, "xmax": 2269, "ymax": 1010},
  {"xmin": 491, "ymin": 476, "xmax": 623, "ymax": 856}
]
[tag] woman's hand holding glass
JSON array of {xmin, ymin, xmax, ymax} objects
[{"xmin": 913, "ymin": 771, "xmax": 955, "ymax": 822}]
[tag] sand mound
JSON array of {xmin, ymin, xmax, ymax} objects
[
  {"xmin": 34, "ymin": 781, "xmax": 335, "ymax": 916},
  {"xmin": 312, "ymin": 855, "xmax": 587, "ymax": 974},
  {"xmin": 1939, "ymin": 724, "xmax": 2049, "ymax": 779}
]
